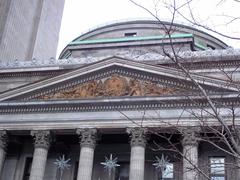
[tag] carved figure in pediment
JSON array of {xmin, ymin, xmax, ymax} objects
[
  {"xmin": 144, "ymin": 82, "xmax": 174, "ymax": 95},
  {"xmin": 52, "ymin": 92, "xmax": 62, "ymax": 99},
  {"xmin": 74, "ymin": 80, "xmax": 99, "ymax": 98},
  {"xmin": 38, "ymin": 75, "xmax": 177, "ymax": 100},
  {"xmin": 95, "ymin": 80, "xmax": 104, "ymax": 96},
  {"xmin": 129, "ymin": 79, "xmax": 143, "ymax": 96},
  {"xmin": 103, "ymin": 75, "xmax": 128, "ymax": 96}
]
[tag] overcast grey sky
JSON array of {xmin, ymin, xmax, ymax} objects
[{"xmin": 57, "ymin": 0, "xmax": 240, "ymax": 57}]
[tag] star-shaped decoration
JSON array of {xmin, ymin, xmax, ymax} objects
[
  {"xmin": 152, "ymin": 154, "xmax": 170, "ymax": 173},
  {"xmin": 54, "ymin": 155, "xmax": 71, "ymax": 171},
  {"xmin": 100, "ymin": 154, "xmax": 120, "ymax": 175}
]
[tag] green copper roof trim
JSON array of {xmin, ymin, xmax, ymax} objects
[
  {"xmin": 69, "ymin": 33, "xmax": 193, "ymax": 46},
  {"xmin": 194, "ymin": 42, "xmax": 207, "ymax": 50}
]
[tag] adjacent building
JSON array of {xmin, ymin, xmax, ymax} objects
[{"xmin": 0, "ymin": 0, "xmax": 65, "ymax": 61}]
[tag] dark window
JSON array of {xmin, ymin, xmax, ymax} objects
[
  {"xmin": 73, "ymin": 161, "xmax": 79, "ymax": 180},
  {"xmin": 210, "ymin": 157, "xmax": 225, "ymax": 180},
  {"xmin": 124, "ymin": 32, "xmax": 137, "ymax": 37},
  {"xmin": 207, "ymin": 44, "xmax": 216, "ymax": 50},
  {"xmin": 115, "ymin": 162, "xmax": 129, "ymax": 180},
  {"xmin": 22, "ymin": 157, "xmax": 33, "ymax": 180}
]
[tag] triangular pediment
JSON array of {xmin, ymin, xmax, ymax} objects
[
  {"xmin": 38, "ymin": 74, "xmax": 179, "ymax": 100},
  {"xmin": 0, "ymin": 56, "xmax": 238, "ymax": 101}
]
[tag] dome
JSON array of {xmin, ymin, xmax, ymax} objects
[{"xmin": 59, "ymin": 20, "xmax": 228, "ymax": 60}]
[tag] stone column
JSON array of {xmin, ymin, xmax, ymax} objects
[
  {"xmin": 127, "ymin": 128, "xmax": 147, "ymax": 180},
  {"xmin": 76, "ymin": 128, "xmax": 97, "ymax": 180},
  {"xmin": 234, "ymin": 128, "xmax": 240, "ymax": 177},
  {"xmin": 182, "ymin": 128, "xmax": 199, "ymax": 180},
  {"xmin": 29, "ymin": 130, "xmax": 51, "ymax": 180},
  {"xmin": 236, "ymin": 155, "xmax": 240, "ymax": 177},
  {"xmin": 0, "ymin": 131, "xmax": 8, "ymax": 177}
]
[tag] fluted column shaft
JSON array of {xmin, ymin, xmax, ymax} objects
[
  {"xmin": 29, "ymin": 130, "xmax": 51, "ymax": 180},
  {"xmin": 127, "ymin": 128, "xmax": 147, "ymax": 180},
  {"xmin": 76, "ymin": 128, "xmax": 97, "ymax": 180},
  {"xmin": 234, "ymin": 129, "xmax": 240, "ymax": 177},
  {"xmin": 0, "ymin": 131, "xmax": 7, "ymax": 177},
  {"xmin": 236, "ymin": 155, "xmax": 240, "ymax": 177},
  {"xmin": 182, "ymin": 129, "xmax": 199, "ymax": 180}
]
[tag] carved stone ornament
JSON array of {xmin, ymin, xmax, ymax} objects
[
  {"xmin": 182, "ymin": 128, "xmax": 199, "ymax": 146},
  {"xmin": 76, "ymin": 128, "xmax": 97, "ymax": 148},
  {"xmin": 127, "ymin": 127, "xmax": 147, "ymax": 147},
  {"xmin": 38, "ymin": 75, "xmax": 177, "ymax": 100},
  {"xmin": 0, "ymin": 131, "xmax": 8, "ymax": 150},
  {"xmin": 31, "ymin": 130, "xmax": 51, "ymax": 149}
]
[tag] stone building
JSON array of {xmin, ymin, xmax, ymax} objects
[{"xmin": 0, "ymin": 20, "xmax": 240, "ymax": 180}]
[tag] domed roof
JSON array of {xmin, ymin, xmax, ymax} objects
[{"xmin": 59, "ymin": 19, "xmax": 228, "ymax": 60}]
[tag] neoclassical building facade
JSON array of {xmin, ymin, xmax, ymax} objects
[{"xmin": 0, "ymin": 20, "xmax": 240, "ymax": 180}]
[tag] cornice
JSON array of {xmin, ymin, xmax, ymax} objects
[
  {"xmin": 163, "ymin": 59, "xmax": 240, "ymax": 70},
  {"xmin": 1, "ymin": 57, "xmax": 239, "ymax": 78},
  {"xmin": 0, "ymin": 70, "xmax": 65, "ymax": 79},
  {"xmin": 0, "ymin": 94, "xmax": 239, "ymax": 114},
  {"xmin": 1, "ymin": 49, "xmax": 240, "ymax": 70}
]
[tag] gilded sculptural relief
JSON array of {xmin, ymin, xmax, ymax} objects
[{"xmin": 38, "ymin": 75, "xmax": 177, "ymax": 100}]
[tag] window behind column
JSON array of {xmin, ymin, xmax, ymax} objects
[
  {"xmin": 73, "ymin": 161, "xmax": 79, "ymax": 180},
  {"xmin": 210, "ymin": 157, "xmax": 225, "ymax": 180},
  {"xmin": 22, "ymin": 157, "xmax": 33, "ymax": 180},
  {"xmin": 115, "ymin": 162, "xmax": 129, "ymax": 180},
  {"xmin": 162, "ymin": 163, "xmax": 174, "ymax": 180}
]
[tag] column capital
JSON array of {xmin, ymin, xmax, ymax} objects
[
  {"xmin": 0, "ymin": 131, "xmax": 8, "ymax": 151},
  {"xmin": 127, "ymin": 127, "xmax": 147, "ymax": 147},
  {"xmin": 31, "ymin": 130, "xmax": 51, "ymax": 149},
  {"xmin": 76, "ymin": 128, "xmax": 97, "ymax": 148},
  {"xmin": 181, "ymin": 128, "xmax": 199, "ymax": 146}
]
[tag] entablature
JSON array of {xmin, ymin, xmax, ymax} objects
[{"xmin": 0, "ymin": 93, "xmax": 239, "ymax": 114}]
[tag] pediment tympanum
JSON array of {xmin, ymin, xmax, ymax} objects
[
  {"xmin": 1, "ymin": 57, "xmax": 236, "ymax": 102},
  {"xmin": 38, "ymin": 75, "xmax": 177, "ymax": 100}
]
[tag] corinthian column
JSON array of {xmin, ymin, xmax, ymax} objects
[
  {"xmin": 76, "ymin": 128, "xmax": 97, "ymax": 180},
  {"xmin": 182, "ymin": 128, "xmax": 199, "ymax": 180},
  {"xmin": 234, "ymin": 128, "xmax": 240, "ymax": 177},
  {"xmin": 0, "ymin": 131, "xmax": 8, "ymax": 177},
  {"xmin": 127, "ymin": 128, "xmax": 147, "ymax": 180},
  {"xmin": 29, "ymin": 130, "xmax": 51, "ymax": 180},
  {"xmin": 236, "ymin": 155, "xmax": 240, "ymax": 177}
]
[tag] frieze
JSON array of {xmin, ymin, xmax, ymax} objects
[{"xmin": 38, "ymin": 75, "xmax": 177, "ymax": 100}]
